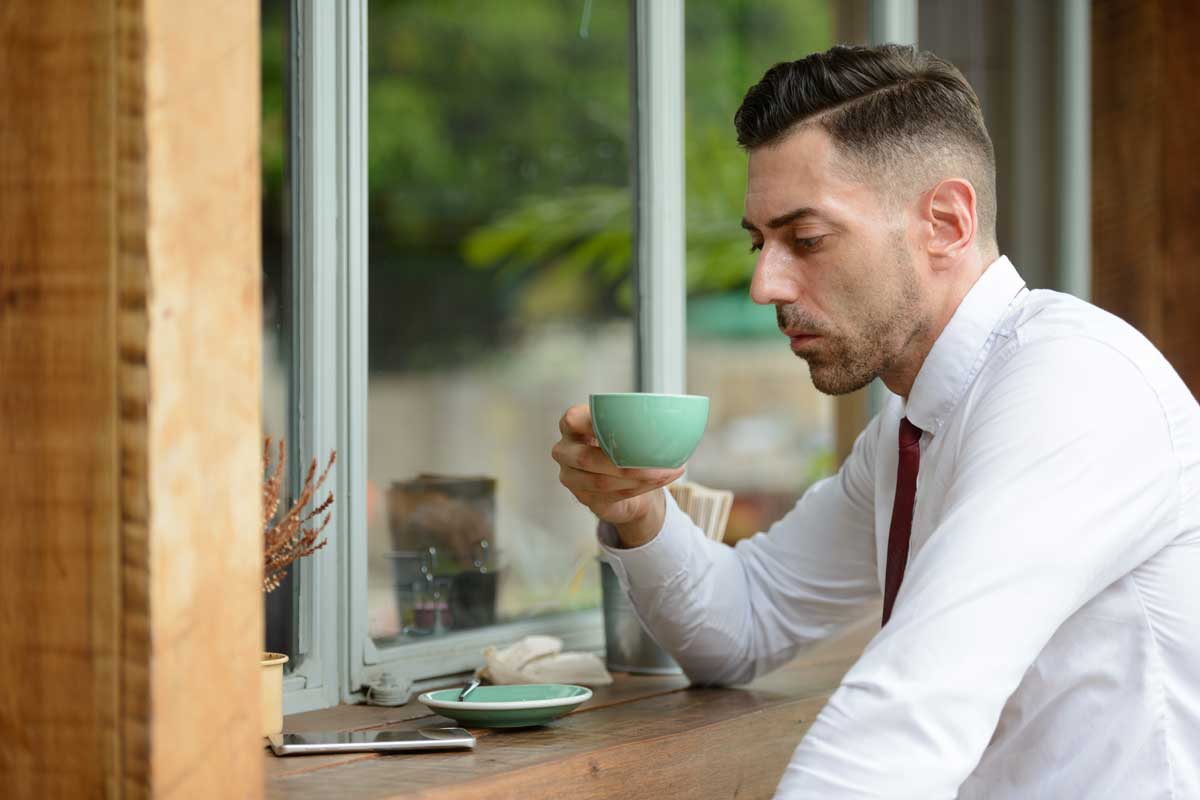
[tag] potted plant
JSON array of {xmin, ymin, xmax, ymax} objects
[{"xmin": 261, "ymin": 438, "xmax": 335, "ymax": 738}]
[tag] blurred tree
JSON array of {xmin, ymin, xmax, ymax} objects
[{"xmin": 261, "ymin": 0, "xmax": 833, "ymax": 369}]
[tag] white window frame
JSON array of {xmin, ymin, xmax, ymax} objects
[
  {"xmin": 1057, "ymin": 0, "xmax": 1090, "ymax": 300},
  {"xmin": 281, "ymin": 0, "xmax": 686, "ymax": 710},
  {"xmin": 281, "ymin": 0, "xmax": 348, "ymax": 715}
]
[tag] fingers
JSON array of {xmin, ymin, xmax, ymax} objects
[
  {"xmin": 551, "ymin": 438, "xmax": 681, "ymax": 483},
  {"xmin": 554, "ymin": 442, "xmax": 683, "ymax": 500},
  {"xmin": 553, "ymin": 403, "xmax": 685, "ymax": 517},
  {"xmin": 556, "ymin": 405, "xmax": 679, "ymax": 479},
  {"xmin": 552, "ymin": 439, "xmax": 619, "ymax": 478},
  {"xmin": 559, "ymin": 403, "xmax": 597, "ymax": 445},
  {"xmin": 559, "ymin": 461, "xmax": 680, "ymax": 496}
]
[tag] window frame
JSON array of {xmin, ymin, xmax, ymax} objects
[
  {"xmin": 281, "ymin": 0, "xmax": 352, "ymax": 715},
  {"xmin": 344, "ymin": 0, "xmax": 685, "ymax": 701},
  {"xmin": 282, "ymin": 0, "xmax": 687, "ymax": 710}
]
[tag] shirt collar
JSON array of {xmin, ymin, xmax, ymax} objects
[{"xmin": 903, "ymin": 256, "xmax": 1027, "ymax": 435}]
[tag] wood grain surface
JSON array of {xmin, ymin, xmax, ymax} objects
[
  {"xmin": 1, "ymin": 3, "xmax": 122, "ymax": 795},
  {"xmin": 0, "ymin": 1, "xmax": 263, "ymax": 796},
  {"xmin": 1092, "ymin": 0, "xmax": 1200, "ymax": 396},
  {"xmin": 139, "ymin": 0, "xmax": 263, "ymax": 796},
  {"xmin": 266, "ymin": 611, "xmax": 878, "ymax": 799}
]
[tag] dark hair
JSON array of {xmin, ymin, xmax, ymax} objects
[{"xmin": 735, "ymin": 44, "xmax": 997, "ymax": 244}]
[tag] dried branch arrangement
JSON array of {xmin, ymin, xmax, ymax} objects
[{"xmin": 262, "ymin": 437, "xmax": 336, "ymax": 593}]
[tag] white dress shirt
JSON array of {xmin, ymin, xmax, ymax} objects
[{"xmin": 598, "ymin": 257, "xmax": 1200, "ymax": 798}]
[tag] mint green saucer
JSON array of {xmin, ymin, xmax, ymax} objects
[{"xmin": 418, "ymin": 684, "xmax": 592, "ymax": 729}]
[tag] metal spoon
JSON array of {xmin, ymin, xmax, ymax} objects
[{"xmin": 457, "ymin": 678, "xmax": 481, "ymax": 701}]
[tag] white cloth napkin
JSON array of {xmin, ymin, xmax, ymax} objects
[{"xmin": 474, "ymin": 634, "xmax": 613, "ymax": 686}]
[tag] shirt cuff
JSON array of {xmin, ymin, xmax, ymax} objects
[{"xmin": 597, "ymin": 488, "xmax": 696, "ymax": 593}]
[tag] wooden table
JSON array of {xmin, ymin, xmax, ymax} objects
[{"xmin": 266, "ymin": 612, "xmax": 877, "ymax": 799}]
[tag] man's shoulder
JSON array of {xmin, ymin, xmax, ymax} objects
[
  {"xmin": 975, "ymin": 289, "xmax": 1198, "ymax": 441},
  {"xmin": 999, "ymin": 289, "xmax": 1171, "ymax": 386},
  {"xmin": 1010, "ymin": 289, "xmax": 1146, "ymax": 350}
]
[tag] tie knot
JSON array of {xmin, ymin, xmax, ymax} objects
[{"xmin": 899, "ymin": 417, "xmax": 923, "ymax": 449}]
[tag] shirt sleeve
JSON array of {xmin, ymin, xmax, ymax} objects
[
  {"xmin": 598, "ymin": 413, "xmax": 882, "ymax": 686},
  {"xmin": 775, "ymin": 337, "xmax": 1182, "ymax": 798}
]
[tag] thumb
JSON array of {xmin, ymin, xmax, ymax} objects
[{"xmin": 560, "ymin": 403, "xmax": 598, "ymax": 444}]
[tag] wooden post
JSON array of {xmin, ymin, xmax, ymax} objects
[
  {"xmin": 834, "ymin": 389, "xmax": 870, "ymax": 468},
  {"xmin": 0, "ymin": 1, "xmax": 263, "ymax": 797},
  {"xmin": 1092, "ymin": 0, "xmax": 1200, "ymax": 395}
]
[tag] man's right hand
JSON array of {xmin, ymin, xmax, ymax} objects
[{"xmin": 551, "ymin": 403, "xmax": 684, "ymax": 548}]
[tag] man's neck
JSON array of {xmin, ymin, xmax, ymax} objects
[{"xmin": 881, "ymin": 251, "xmax": 995, "ymax": 398}]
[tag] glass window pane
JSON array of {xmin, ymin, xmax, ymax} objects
[
  {"xmin": 683, "ymin": 2, "xmax": 862, "ymax": 543},
  {"xmin": 261, "ymin": 0, "xmax": 297, "ymax": 663},
  {"xmin": 366, "ymin": 0, "xmax": 633, "ymax": 644}
]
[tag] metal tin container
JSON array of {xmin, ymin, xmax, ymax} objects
[{"xmin": 599, "ymin": 560, "xmax": 682, "ymax": 675}]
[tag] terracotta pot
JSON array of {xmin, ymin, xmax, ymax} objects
[{"xmin": 260, "ymin": 652, "xmax": 289, "ymax": 738}]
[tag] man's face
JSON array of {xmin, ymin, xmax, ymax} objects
[{"xmin": 742, "ymin": 126, "xmax": 930, "ymax": 395}]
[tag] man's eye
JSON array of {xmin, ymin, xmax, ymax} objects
[
  {"xmin": 749, "ymin": 242, "xmax": 763, "ymax": 253},
  {"xmin": 795, "ymin": 236, "xmax": 825, "ymax": 251}
]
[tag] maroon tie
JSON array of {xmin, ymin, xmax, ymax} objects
[{"xmin": 882, "ymin": 417, "xmax": 922, "ymax": 626}]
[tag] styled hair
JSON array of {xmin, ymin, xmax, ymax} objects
[{"xmin": 735, "ymin": 44, "xmax": 997, "ymax": 245}]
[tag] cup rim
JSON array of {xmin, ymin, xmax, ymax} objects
[{"xmin": 589, "ymin": 392, "xmax": 707, "ymax": 401}]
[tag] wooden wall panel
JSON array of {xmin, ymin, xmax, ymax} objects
[
  {"xmin": 141, "ymin": 0, "xmax": 264, "ymax": 795},
  {"xmin": 1092, "ymin": 0, "xmax": 1200, "ymax": 395},
  {"xmin": 118, "ymin": 3, "xmax": 153, "ymax": 793},
  {"xmin": 834, "ymin": 389, "xmax": 870, "ymax": 468},
  {"xmin": 0, "ymin": 1, "xmax": 262, "ymax": 796},
  {"xmin": 1159, "ymin": 2, "xmax": 1200, "ymax": 399},
  {"xmin": 0, "ymin": 4, "xmax": 121, "ymax": 795}
]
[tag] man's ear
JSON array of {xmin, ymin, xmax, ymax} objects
[{"xmin": 922, "ymin": 178, "xmax": 978, "ymax": 267}]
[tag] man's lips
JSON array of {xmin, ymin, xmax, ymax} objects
[{"xmin": 783, "ymin": 330, "xmax": 822, "ymax": 351}]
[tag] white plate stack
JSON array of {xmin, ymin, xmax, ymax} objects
[{"xmin": 667, "ymin": 481, "xmax": 734, "ymax": 543}]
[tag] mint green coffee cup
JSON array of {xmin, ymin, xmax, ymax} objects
[{"xmin": 589, "ymin": 393, "xmax": 710, "ymax": 469}]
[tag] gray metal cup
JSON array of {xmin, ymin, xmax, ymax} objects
[{"xmin": 599, "ymin": 560, "xmax": 682, "ymax": 675}]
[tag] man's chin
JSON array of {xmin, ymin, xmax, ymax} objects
[{"xmin": 803, "ymin": 358, "xmax": 876, "ymax": 397}]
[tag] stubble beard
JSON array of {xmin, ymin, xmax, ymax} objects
[{"xmin": 781, "ymin": 251, "xmax": 926, "ymax": 397}]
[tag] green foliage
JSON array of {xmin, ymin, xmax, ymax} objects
[
  {"xmin": 261, "ymin": 0, "xmax": 835, "ymax": 366},
  {"xmin": 261, "ymin": 5, "xmax": 287, "ymax": 194},
  {"xmin": 458, "ymin": 0, "xmax": 834, "ymax": 314}
]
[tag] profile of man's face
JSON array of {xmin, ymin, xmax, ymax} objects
[{"xmin": 741, "ymin": 126, "xmax": 927, "ymax": 395}]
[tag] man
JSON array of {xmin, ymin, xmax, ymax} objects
[{"xmin": 551, "ymin": 44, "xmax": 1200, "ymax": 798}]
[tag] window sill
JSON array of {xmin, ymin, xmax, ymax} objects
[{"xmin": 265, "ymin": 611, "xmax": 876, "ymax": 800}]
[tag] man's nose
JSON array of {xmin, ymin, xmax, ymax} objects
[{"xmin": 749, "ymin": 245, "xmax": 802, "ymax": 306}]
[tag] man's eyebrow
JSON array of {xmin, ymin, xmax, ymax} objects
[{"xmin": 740, "ymin": 207, "xmax": 821, "ymax": 232}]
